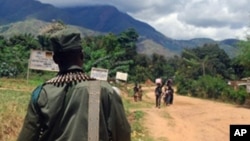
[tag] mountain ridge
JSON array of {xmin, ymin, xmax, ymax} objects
[{"xmin": 0, "ymin": 0, "xmax": 240, "ymax": 57}]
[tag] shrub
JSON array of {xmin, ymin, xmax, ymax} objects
[
  {"xmin": 0, "ymin": 62, "xmax": 18, "ymax": 77},
  {"xmin": 176, "ymin": 75, "xmax": 248, "ymax": 104}
]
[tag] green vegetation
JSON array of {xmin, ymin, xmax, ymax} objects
[
  {"xmin": 0, "ymin": 78, "xmax": 154, "ymax": 141},
  {"xmin": 0, "ymin": 78, "xmax": 39, "ymax": 141},
  {"xmin": 0, "ymin": 26, "xmax": 175, "ymax": 83},
  {"xmin": 1, "ymin": 27, "xmax": 250, "ymax": 105},
  {"xmin": 123, "ymin": 95, "xmax": 154, "ymax": 141},
  {"xmin": 175, "ymin": 42, "xmax": 250, "ymax": 104},
  {"xmin": 1, "ymin": 22, "xmax": 250, "ymax": 112}
]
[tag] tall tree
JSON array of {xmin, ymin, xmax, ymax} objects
[
  {"xmin": 182, "ymin": 49, "xmax": 209, "ymax": 76},
  {"xmin": 117, "ymin": 28, "xmax": 139, "ymax": 60},
  {"xmin": 237, "ymin": 40, "xmax": 250, "ymax": 69},
  {"xmin": 82, "ymin": 30, "xmax": 137, "ymax": 78}
]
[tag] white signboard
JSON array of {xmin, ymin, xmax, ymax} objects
[
  {"xmin": 116, "ymin": 72, "xmax": 128, "ymax": 81},
  {"xmin": 90, "ymin": 67, "xmax": 108, "ymax": 81},
  {"xmin": 29, "ymin": 50, "xmax": 59, "ymax": 71},
  {"xmin": 247, "ymin": 84, "xmax": 250, "ymax": 93}
]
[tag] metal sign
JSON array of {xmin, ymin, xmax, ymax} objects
[
  {"xmin": 90, "ymin": 67, "xmax": 108, "ymax": 81},
  {"xmin": 29, "ymin": 50, "xmax": 59, "ymax": 71},
  {"xmin": 116, "ymin": 71, "xmax": 128, "ymax": 81}
]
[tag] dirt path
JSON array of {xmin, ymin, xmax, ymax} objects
[{"xmin": 138, "ymin": 86, "xmax": 250, "ymax": 141}]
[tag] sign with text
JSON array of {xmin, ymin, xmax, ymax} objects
[
  {"xmin": 116, "ymin": 72, "xmax": 128, "ymax": 81},
  {"xmin": 29, "ymin": 50, "xmax": 59, "ymax": 72},
  {"xmin": 90, "ymin": 67, "xmax": 108, "ymax": 81}
]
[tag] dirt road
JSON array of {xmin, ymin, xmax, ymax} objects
[{"xmin": 138, "ymin": 86, "xmax": 250, "ymax": 141}]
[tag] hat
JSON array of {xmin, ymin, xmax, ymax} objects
[{"xmin": 50, "ymin": 33, "xmax": 82, "ymax": 53}]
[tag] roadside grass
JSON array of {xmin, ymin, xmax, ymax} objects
[
  {"xmin": 1, "ymin": 78, "xmax": 154, "ymax": 141},
  {"xmin": 0, "ymin": 78, "xmax": 43, "ymax": 141},
  {"xmin": 0, "ymin": 88, "xmax": 30, "ymax": 141},
  {"xmin": 123, "ymin": 94, "xmax": 155, "ymax": 141},
  {"xmin": 126, "ymin": 109, "xmax": 154, "ymax": 141}
]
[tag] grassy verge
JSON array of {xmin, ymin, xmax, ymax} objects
[
  {"xmin": 0, "ymin": 78, "xmax": 42, "ymax": 141},
  {"xmin": 122, "ymin": 87, "xmax": 154, "ymax": 141},
  {"xmin": 0, "ymin": 90, "xmax": 28, "ymax": 141},
  {"xmin": 124, "ymin": 107, "xmax": 154, "ymax": 140},
  {"xmin": 0, "ymin": 78, "xmax": 154, "ymax": 141}
]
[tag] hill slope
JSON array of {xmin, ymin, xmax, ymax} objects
[{"xmin": 0, "ymin": 0, "xmax": 240, "ymax": 57}]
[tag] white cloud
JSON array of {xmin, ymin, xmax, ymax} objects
[
  {"xmin": 38, "ymin": 0, "xmax": 250, "ymax": 40},
  {"xmin": 177, "ymin": 0, "xmax": 249, "ymax": 29}
]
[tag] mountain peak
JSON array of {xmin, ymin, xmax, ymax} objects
[{"xmin": 0, "ymin": 0, "xmax": 240, "ymax": 57}]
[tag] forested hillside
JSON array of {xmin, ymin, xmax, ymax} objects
[
  {"xmin": 0, "ymin": 25, "xmax": 250, "ymax": 105},
  {"xmin": 0, "ymin": 0, "xmax": 240, "ymax": 57}
]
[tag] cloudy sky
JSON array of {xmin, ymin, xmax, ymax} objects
[{"xmin": 38, "ymin": 0, "xmax": 249, "ymax": 40}]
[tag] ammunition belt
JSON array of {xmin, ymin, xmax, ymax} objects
[{"xmin": 45, "ymin": 71, "xmax": 95, "ymax": 86}]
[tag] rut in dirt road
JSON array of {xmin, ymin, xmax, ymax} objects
[{"xmin": 135, "ymin": 86, "xmax": 250, "ymax": 141}]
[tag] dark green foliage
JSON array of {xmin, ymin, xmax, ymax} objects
[
  {"xmin": 175, "ymin": 75, "xmax": 191, "ymax": 95},
  {"xmin": 180, "ymin": 44, "xmax": 232, "ymax": 79},
  {"xmin": 0, "ymin": 27, "xmax": 248, "ymax": 106},
  {"xmin": 0, "ymin": 34, "xmax": 41, "ymax": 77},
  {"xmin": 189, "ymin": 75, "xmax": 227, "ymax": 98},
  {"xmin": 37, "ymin": 35, "xmax": 52, "ymax": 51},
  {"xmin": 0, "ymin": 62, "xmax": 18, "ymax": 77},
  {"xmin": 0, "ymin": 28, "xmax": 172, "ymax": 83},
  {"xmin": 81, "ymin": 28, "xmax": 145, "ymax": 82},
  {"xmin": 82, "ymin": 32, "xmax": 134, "ymax": 78},
  {"xmin": 221, "ymin": 86, "xmax": 248, "ymax": 104},
  {"xmin": 234, "ymin": 40, "xmax": 250, "ymax": 77},
  {"xmin": 174, "ymin": 43, "xmax": 249, "ymax": 104},
  {"xmin": 176, "ymin": 75, "xmax": 248, "ymax": 104}
]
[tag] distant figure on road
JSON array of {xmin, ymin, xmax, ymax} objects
[
  {"xmin": 163, "ymin": 84, "xmax": 169, "ymax": 105},
  {"xmin": 133, "ymin": 83, "xmax": 139, "ymax": 102},
  {"xmin": 166, "ymin": 79, "xmax": 173, "ymax": 87},
  {"xmin": 169, "ymin": 85, "xmax": 174, "ymax": 104},
  {"xmin": 155, "ymin": 83, "xmax": 162, "ymax": 108},
  {"xmin": 164, "ymin": 85, "xmax": 174, "ymax": 105},
  {"xmin": 138, "ymin": 85, "xmax": 143, "ymax": 101}
]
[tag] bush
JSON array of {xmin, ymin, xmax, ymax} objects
[
  {"xmin": 176, "ymin": 75, "xmax": 248, "ymax": 104},
  {"xmin": 196, "ymin": 75, "xmax": 226, "ymax": 99},
  {"xmin": 0, "ymin": 62, "xmax": 18, "ymax": 77},
  {"xmin": 175, "ymin": 75, "xmax": 190, "ymax": 95}
]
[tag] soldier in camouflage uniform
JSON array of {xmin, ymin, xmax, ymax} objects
[{"xmin": 17, "ymin": 33, "xmax": 131, "ymax": 141}]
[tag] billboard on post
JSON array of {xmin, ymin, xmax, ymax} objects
[
  {"xmin": 116, "ymin": 72, "xmax": 128, "ymax": 81},
  {"xmin": 29, "ymin": 50, "xmax": 59, "ymax": 71},
  {"xmin": 90, "ymin": 67, "xmax": 109, "ymax": 81}
]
